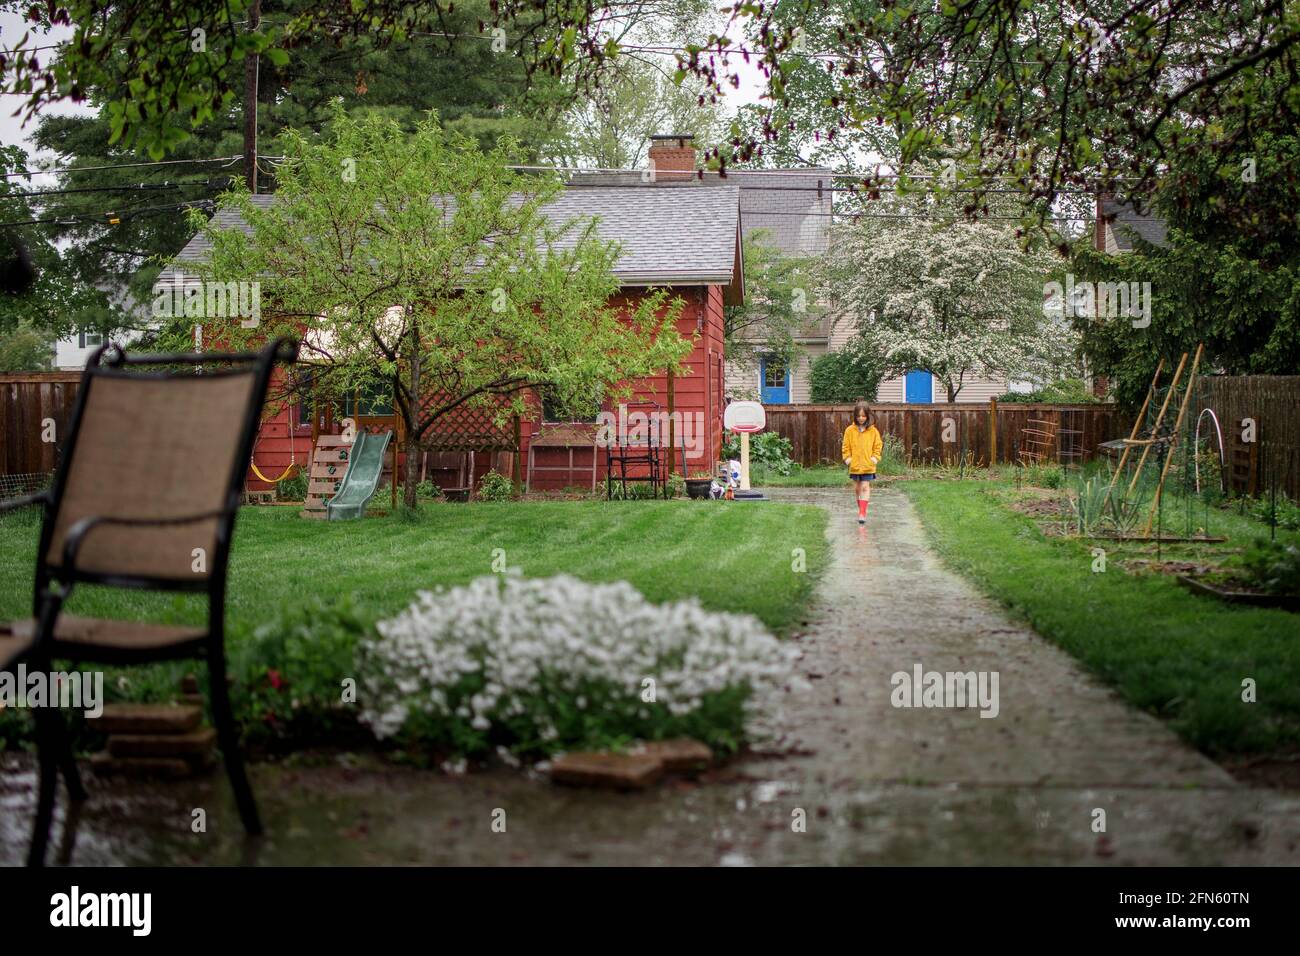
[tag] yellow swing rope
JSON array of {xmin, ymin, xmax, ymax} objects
[{"xmin": 249, "ymin": 396, "xmax": 298, "ymax": 484}]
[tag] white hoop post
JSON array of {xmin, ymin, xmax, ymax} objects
[
  {"xmin": 740, "ymin": 432, "xmax": 751, "ymax": 491},
  {"xmin": 724, "ymin": 401, "xmax": 767, "ymax": 493}
]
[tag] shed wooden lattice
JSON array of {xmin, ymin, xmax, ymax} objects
[{"xmin": 418, "ymin": 395, "xmax": 520, "ymax": 453}]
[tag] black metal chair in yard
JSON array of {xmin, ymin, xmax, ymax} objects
[
  {"xmin": 605, "ymin": 401, "xmax": 667, "ymax": 500},
  {"xmin": 0, "ymin": 337, "xmax": 298, "ymax": 866}
]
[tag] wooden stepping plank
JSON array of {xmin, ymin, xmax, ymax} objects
[
  {"xmin": 108, "ymin": 727, "xmax": 216, "ymax": 758},
  {"xmin": 632, "ymin": 738, "xmax": 712, "ymax": 773},
  {"xmin": 550, "ymin": 752, "xmax": 663, "ymax": 790},
  {"xmin": 91, "ymin": 752, "xmax": 214, "ymax": 779},
  {"xmin": 91, "ymin": 704, "xmax": 202, "ymax": 735}
]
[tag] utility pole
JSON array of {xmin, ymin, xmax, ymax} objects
[{"xmin": 243, "ymin": 0, "xmax": 261, "ymax": 193}]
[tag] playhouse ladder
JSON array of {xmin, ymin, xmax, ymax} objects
[{"xmin": 301, "ymin": 434, "xmax": 355, "ymax": 519}]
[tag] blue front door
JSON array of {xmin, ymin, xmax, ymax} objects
[
  {"xmin": 904, "ymin": 369, "xmax": 933, "ymax": 403},
  {"xmin": 760, "ymin": 356, "xmax": 791, "ymax": 404}
]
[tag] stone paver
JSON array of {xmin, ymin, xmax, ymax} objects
[{"xmin": 2, "ymin": 486, "xmax": 1296, "ymax": 865}]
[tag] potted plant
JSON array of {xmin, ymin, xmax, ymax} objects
[{"xmin": 684, "ymin": 471, "xmax": 714, "ymax": 500}]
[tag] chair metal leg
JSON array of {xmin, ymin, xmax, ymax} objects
[
  {"xmin": 207, "ymin": 653, "xmax": 262, "ymax": 836},
  {"xmin": 27, "ymin": 710, "xmax": 58, "ymax": 867},
  {"xmin": 50, "ymin": 707, "xmax": 86, "ymax": 801}
]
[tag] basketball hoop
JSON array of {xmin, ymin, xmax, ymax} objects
[{"xmin": 724, "ymin": 401, "xmax": 766, "ymax": 493}]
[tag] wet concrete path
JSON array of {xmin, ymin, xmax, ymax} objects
[{"xmin": 3, "ymin": 486, "xmax": 1297, "ymax": 865}]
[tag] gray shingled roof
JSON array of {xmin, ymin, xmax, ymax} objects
[
  {"xmin": 1099, "ymin": 196, "xmax": 1168, "ymax": 251},
  {"xmin": 722, "ymin": 169, "xmax": 832, "ymax": 256},
  {"xmin": 565, "ymin": 168, "xmax": 832, "ymax": 257},
  {"xmin": 157, "ymin": 186, "xmax": 742, "ymax": 294}
]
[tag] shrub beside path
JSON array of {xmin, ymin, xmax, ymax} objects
[{"xmin": 2, "ymin": 487, "xmax": 1296, "ymax": 864}]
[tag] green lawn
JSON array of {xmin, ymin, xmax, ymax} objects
[
  {"xmin": 0, "ymin": 499, "xmax": 827, "ymax": 748},
  {"xmin": 0, "ymin": 498, "xmax": 827, "ymax": 635},
  {"xmin": 900, "ymin": 480, "xmax": 1300, "ymax": 756}
]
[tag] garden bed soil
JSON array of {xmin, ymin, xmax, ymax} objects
[
  {"xmin": 1222, "ymin": 751, "xmax": 1300, "ymax": 789},
  {"xmin": 1176, "ymin": 574, "xmax": 1300, "ymax": 611}
]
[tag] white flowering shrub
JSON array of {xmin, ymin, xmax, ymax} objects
[{"xmin": 356, "ymin": 574, "xmax": 797, "ymax": 758}]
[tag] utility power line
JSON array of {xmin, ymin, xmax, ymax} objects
[
  {"xmin": 1, "ymin": 156, "xmax": 242, "ymax": 180},
  {"xmin": 2, "ymin": 178, "xmax": 220, "ymax": 200},
  {"xmin": 0, "ymin": 198, "xmax": 213, "ymax": 229}
]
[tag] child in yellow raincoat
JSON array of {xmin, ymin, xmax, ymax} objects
[{"xmin": 842, "ymin": 401, "xmax": 883, "ymax": 524}]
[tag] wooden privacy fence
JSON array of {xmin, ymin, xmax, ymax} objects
[
  {"xmin": 764, "ymin": 402, "xmax": 1126, "ymax": 468},
  {"xmin": 1196, "ymin": 376, "xmax": 1300, "ymax": 501},
  {"xmin": 0, "ymin": 372, "xmax": 82, "ymax": 487}
]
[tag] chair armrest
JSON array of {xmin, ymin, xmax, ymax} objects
[
  {"xmin": 61, "ymin": 510, "xmax": 228, "ymax": 572},
  {"xmin": 0, "ymin": 492, "xmax": 49, "ymax": 516}
]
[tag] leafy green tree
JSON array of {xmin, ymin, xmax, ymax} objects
[
  {"xmin": 3, "ymin": 1, "xmax": 679, "ymax": 158},
  {"xmin": 0, "ymin": 145, "xmax": 100, "ymax": 342},
  {"xmin": 23, "ymin": 0, "xmax": 571, "ymax": 337},
  {"xmin": 542, "ymin": 56, "xmax": 724, "ymax": 169},
  {"xmin": 808, "ymin": 340, "xmax": 885, "ymax": 404},
  {"xmin": 0, "ymin": 321, "xmax": 56, "ymax": 371},
  {"xmin": 724, "ymin": 230, "xmax": 814, "ymax": 376},
  {"xmin": 173, "ymin": 108, "xmax": 690, "ymax": 508},
  {"xmin": 10, "ymin": 1, "xmax": 1300, "ymax": 239},
  {"xmin": 737, "ymin": 3, "xmax": 1297, "ymax": 208},
  {"xmin": 1071, "ymin": 81, "xmax": 1300, "ymax": 406}
]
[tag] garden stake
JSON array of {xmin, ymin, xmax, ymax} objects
[
  {"xmin": 1144, "ymin": 344, "xmax": 1203, "ymax": 537},
  {"xmin": 1106, "ymin": 358, "xmax": 1163, "ymax": 503},
  {"xmin": 1127, "ymin": 351, "xmax": 1187, "ymax": 501}
]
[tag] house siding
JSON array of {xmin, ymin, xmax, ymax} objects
[
  {"xmin": 247, "ymin": 285, "xmax": 729, "ymax": 493},
  {"xmin": 726, "ymin": 343, "xmax": 823, "ymax": 405},
  {"xmin": 878, "ymin": 372, "xmax": 1008, "ymax": 404}
]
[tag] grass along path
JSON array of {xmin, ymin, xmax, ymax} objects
[{"xmin": 900, "ymin": 480, "xmax": 1300, "ymax": 757}]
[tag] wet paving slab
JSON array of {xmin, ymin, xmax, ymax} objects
[{"xmin": 3, "ymin": 486, "xmax": 1297, "ymax": 865}]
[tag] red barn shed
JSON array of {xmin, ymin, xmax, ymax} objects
[{"xmin": 157, "ymin": 135, "xmax": 744, "ymax": 497}]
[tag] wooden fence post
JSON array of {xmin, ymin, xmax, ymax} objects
[
  {"xmin": 512, "ymin": 415, "xmax": 523, "ymax": 496},
  {"xmin": 988, "ymin": 397, "xmax": 997, "ymax": 466},
  {"xmin": 666, "ymin": 370, "xmax": 676, "ymax": 477}
]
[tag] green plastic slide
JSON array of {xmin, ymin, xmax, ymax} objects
[{"xmin": 326, "ymin": 430, "xmax": 393, "ymax": 521}]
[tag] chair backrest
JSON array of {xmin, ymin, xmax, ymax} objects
[{"xmin": 38, "ymin": 339, "xmax": 296, "ymax": 587}]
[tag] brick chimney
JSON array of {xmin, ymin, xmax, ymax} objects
[{"xmin": 648, "ymin": 134, "xmax": 696, "ymax": 181}]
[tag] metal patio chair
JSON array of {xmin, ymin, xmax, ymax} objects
[
  {"xmin": 605, "ymin": 401, "xmax": 668, "ymax": 500},
  {"xmin": 0, "ymin": 337, "xmax": 298, "ymax": 866}
]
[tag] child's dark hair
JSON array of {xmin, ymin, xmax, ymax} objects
[{"xmin": 852, "ymin": 400, "xmax": 873, "ymax": 426}]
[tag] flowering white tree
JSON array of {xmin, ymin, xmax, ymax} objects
[{"xmin": 820, "ymin": 208, "xmax": 1077, "ymax": 401}]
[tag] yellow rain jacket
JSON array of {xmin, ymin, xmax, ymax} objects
[{"xmin": 842, "ymin": 424, "xmax": 884, "ymax": 474}]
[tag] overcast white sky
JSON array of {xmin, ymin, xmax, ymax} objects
[{"xmin": 0, "ymin": 11, "xmax": 87, "ymax": 176}]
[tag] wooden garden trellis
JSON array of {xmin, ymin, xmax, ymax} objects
[
  {"xmin": 1091, "ymin": 345, "xmax": 1216, "ymax": 543},
  {"xmin": 417, "ymin": 393, "xmax": 524, "ymax": 495}
]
